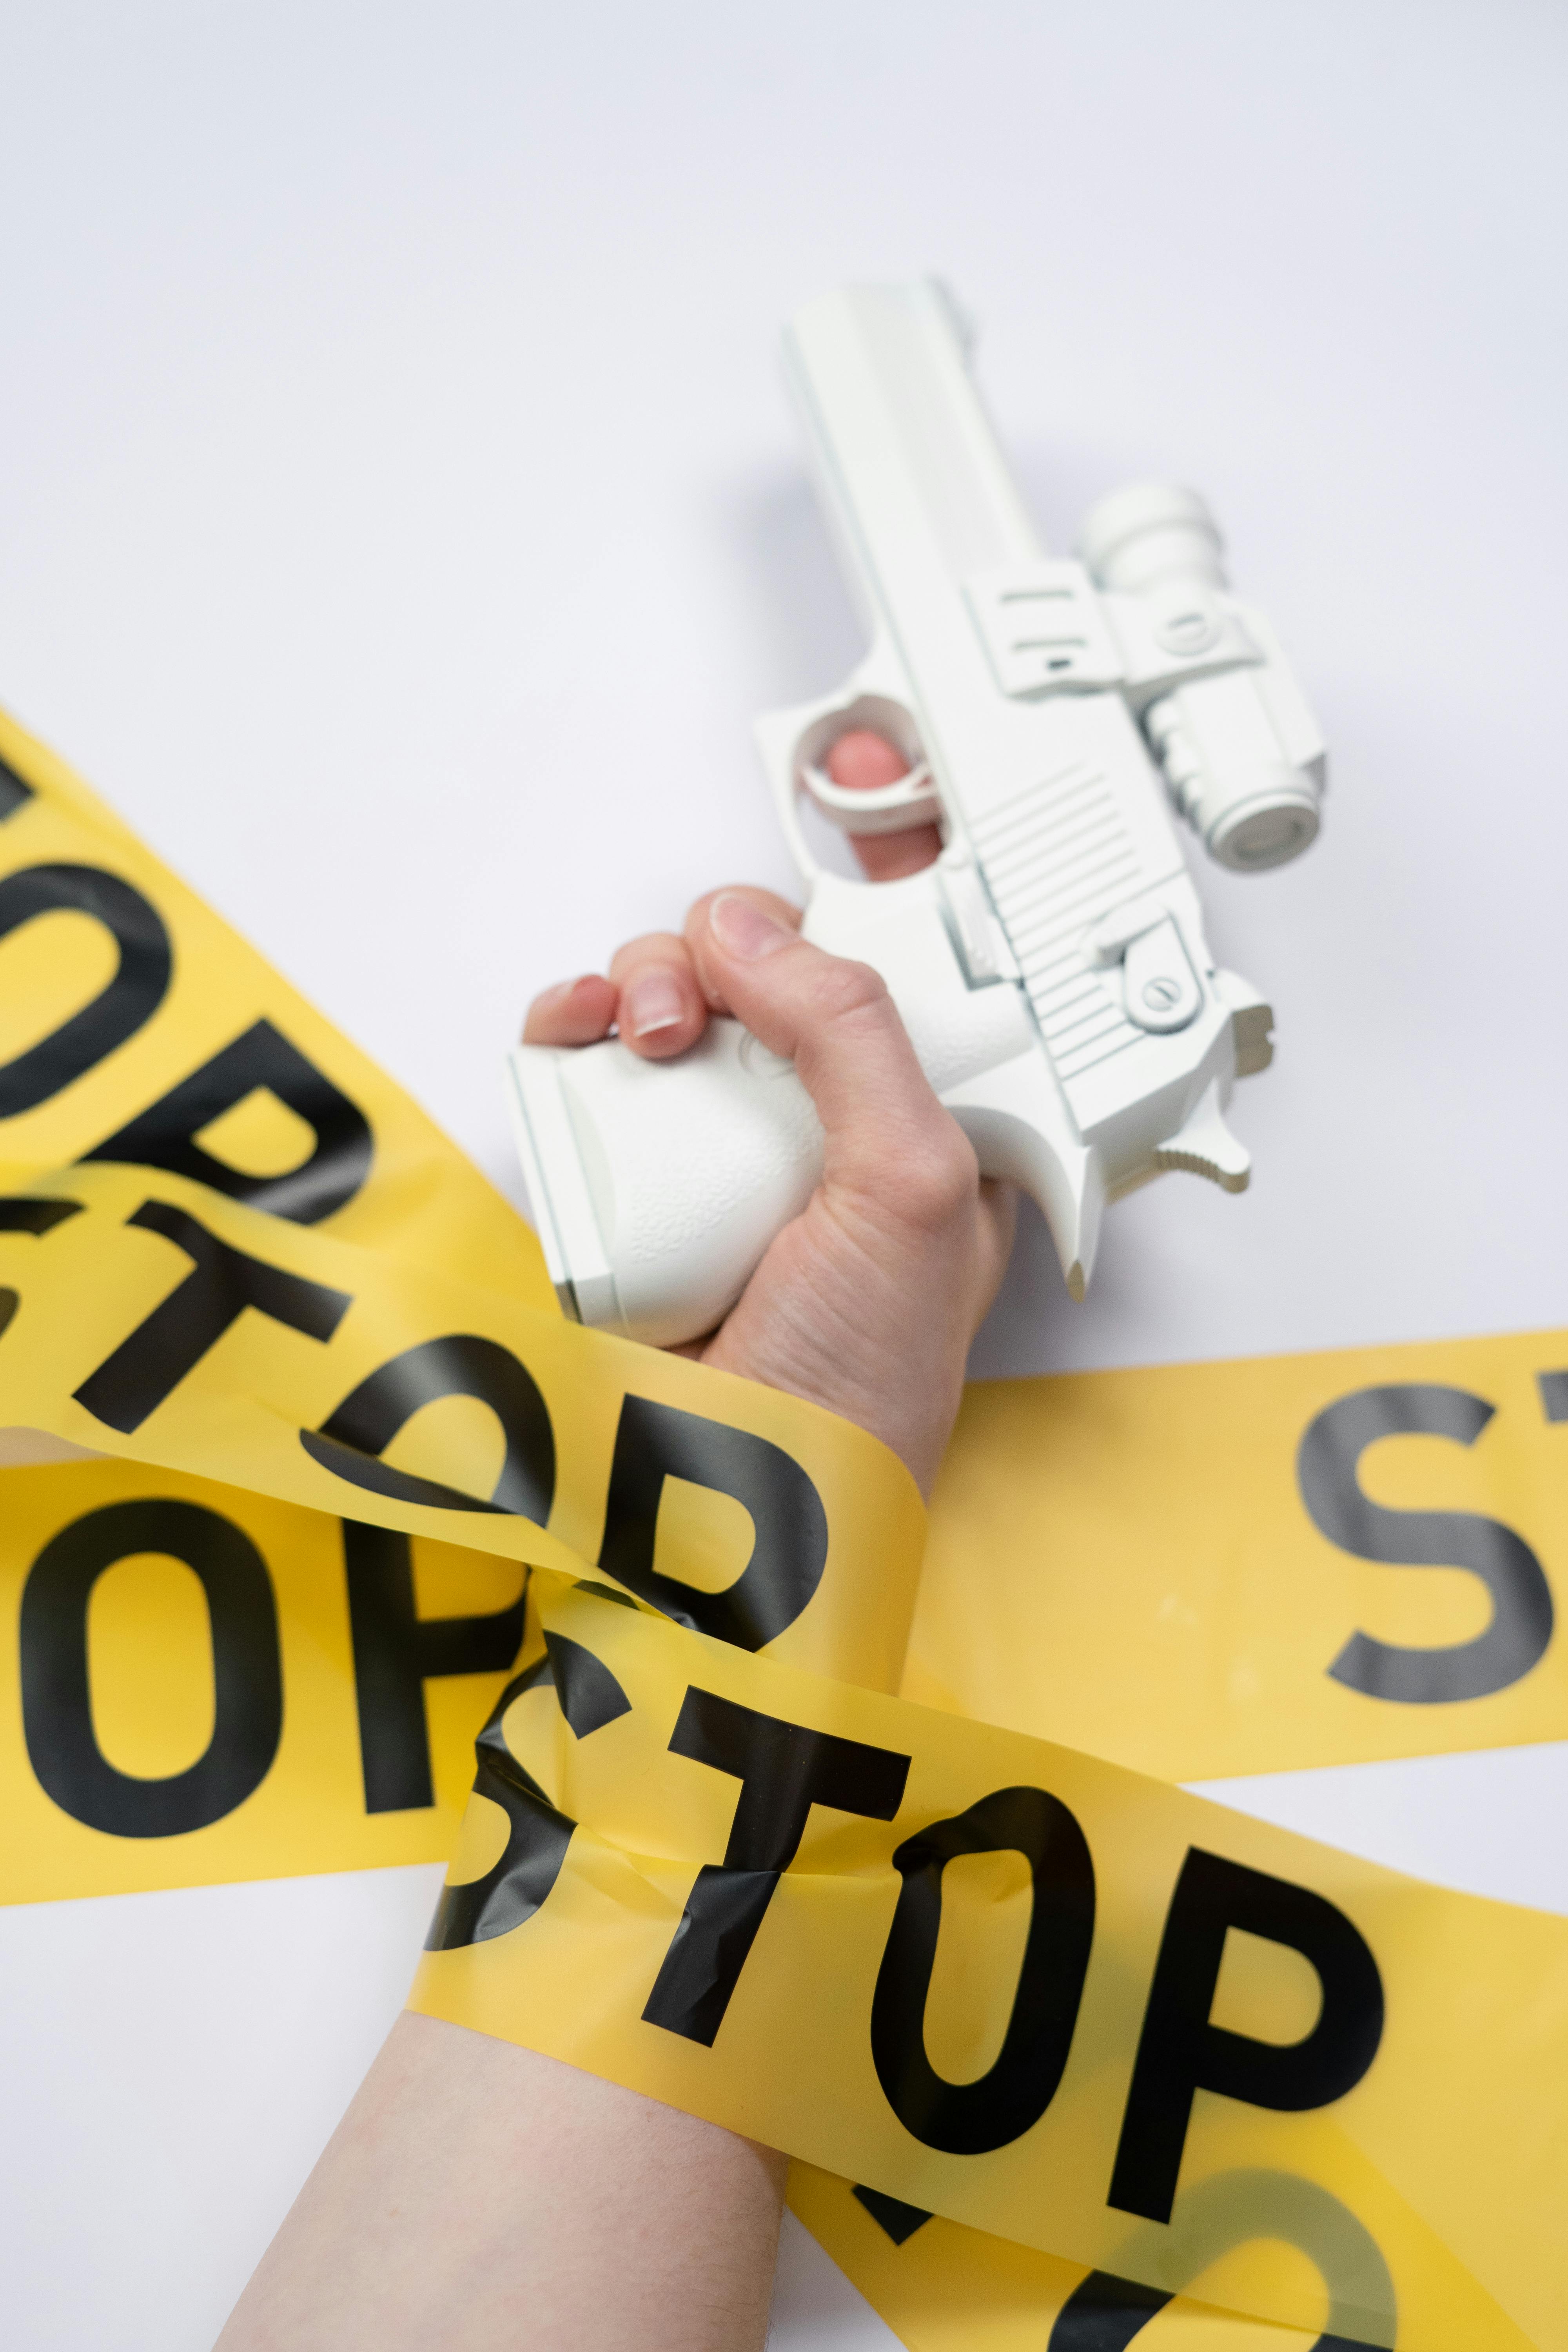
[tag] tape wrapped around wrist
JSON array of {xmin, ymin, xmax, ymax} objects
[{"xmin": 0, "ymin": 706, "xmax": 1566, "ymax": 2350}]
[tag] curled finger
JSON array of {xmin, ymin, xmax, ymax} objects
[{"xmin": 607, "ymin": 931, "xmax": 708, "ymax": 1059}]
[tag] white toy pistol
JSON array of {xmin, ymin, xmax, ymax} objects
[{"xmin": 510, "ymin": 280, "xmax": 1325, "ymax": 1346}]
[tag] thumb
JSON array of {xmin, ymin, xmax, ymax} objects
[{"xmin": 686, "ymin": 888, "xmax": 973, "ymax": 1221}]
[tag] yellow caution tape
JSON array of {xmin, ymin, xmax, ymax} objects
[
  {"xmin": 0, "ymin": 706, "xmax": 553, "ymax": 1308},
  {"xmin": 0, "ymin": 1456, "xmax": 531, "ymax": 1902},
  {"xmin": 2, "ymin": 704, "xmax": 1566, "ymax": 2349},
  {"xmin": 0, "ymin": 1152, "xmax": 923, "ymax": 1909},
  {"xmin": 4, "ymin": 693, "xmax": 1565, "ymax": 1793},
  {"xmin": 407, "ymin": 1576, "xmax": 1564, "ymax": 2352},
  {"xmin": 922, "ymin": 1337, "xmax": 1568, "ymax": 1781},
  {"xmin": 786, "ymin": 2160, "xmax": 1523, "ymax": 2352}
]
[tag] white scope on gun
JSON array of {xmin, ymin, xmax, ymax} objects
[{"xmin": 1076, "ymin": 482, "xmax": 1324, "ymax": 873}]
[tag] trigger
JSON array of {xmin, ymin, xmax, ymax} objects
[{"xmin": 801, "ymin": 757, "xmax": 943, "ymax": 837}]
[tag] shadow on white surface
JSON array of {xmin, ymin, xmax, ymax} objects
[{"xmin": 771, "ymin": 2210, "xmax": 899, "ymax": 2348}]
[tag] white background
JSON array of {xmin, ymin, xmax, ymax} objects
[{"xmin": 0, "ymin": 4, "xmax": 1565, "ymax": 2343}]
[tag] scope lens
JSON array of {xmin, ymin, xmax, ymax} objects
[{"xmin": 1209, "ymin": 791, "xmax": 1320, "ymax": 871}]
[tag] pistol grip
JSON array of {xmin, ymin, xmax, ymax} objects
[{"xmin": 507, "ymin": 1024, "xmax": 822, "ymax": 1347}]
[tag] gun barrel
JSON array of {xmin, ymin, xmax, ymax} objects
[
  {"xmin": 782, "ymin": 281, "xmax": 1043, "ymax": 623},
  {"xmin": 781, "ymin": 283, "xmax": 1205, "ymax": 1117}
]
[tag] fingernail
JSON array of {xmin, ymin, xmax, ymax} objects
[
  {"xmin": 710, "ymin": 893, "xmax": 791, "ymax": 960},
  {"xmin": 626, "ymin": 970, "xmax": 687, "ymax": 1038}
]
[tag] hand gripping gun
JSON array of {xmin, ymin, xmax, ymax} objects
[{"xmin": 509, "ymin": 281, "xmax": 1326, "ymax": 1346}]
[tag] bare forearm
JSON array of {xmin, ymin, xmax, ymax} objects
[
  {"xmin": 218, "ymin": 2014, "xmax": 786, "ymax": 2352},
  {"xmin": 223, "ymin": 758, "xmax": 1005, "ymax": 2344}
]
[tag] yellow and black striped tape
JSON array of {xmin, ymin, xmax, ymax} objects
[{"xmin": 0, "ymin": 705, "xmax": 1563, "ymax": 2350}]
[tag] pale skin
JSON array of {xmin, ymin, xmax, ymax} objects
[{"xmin": 218, "ymin": 732, "xmax": 1015, "ymax": 2350}]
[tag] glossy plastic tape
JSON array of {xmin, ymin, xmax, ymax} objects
[
  {"xmin": 918, "ymin": 1339, "xmax": 1568, "ymax": 1784},
  {"xmin": 0, "ymin": 708, "xmax": 1566, "ymax": 2350}
]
